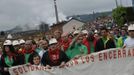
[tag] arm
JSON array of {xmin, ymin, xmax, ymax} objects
[
  {"xmin": 41, "ymin": 52, "xmax": 48, "ymax": 66},
  {"xmin": 83, "ymin": 46, "xmax": 88, "ymax": 55}
]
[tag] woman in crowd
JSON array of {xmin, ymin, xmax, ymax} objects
[{"xmin": 0, "ymin": 40, "xmax": 19, "ymax": 75}]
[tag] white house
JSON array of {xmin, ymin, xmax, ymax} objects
[{"xmin": 62, "ymin": 18, "xmax": 85, "ymax": 33}]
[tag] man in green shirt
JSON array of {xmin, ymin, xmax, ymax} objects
[{"xmin": 66, "ymin": 35, "xmax": 88, "ymax": 59}]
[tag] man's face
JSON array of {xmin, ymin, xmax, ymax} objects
[
  {"xmin": 101, "ymin": 30, "xmax": 107, "ymax": 37},
  {"xmin": 77, "ymin": 36, "xmax": 83, "ymax": 44},
  {"xmin": 41, "ymin": 41, "xmax": 48, "ymax": 50},
  {"xmin": 62, "ymin": 36, "xmax": 68, "ymax": 41},
  {"xmin": 20, "ymin": 43, "xmax": 25, "ymax": 48},
  {"xmin": 82, "ymin": 34, "xmax": 88, "ymax": 39},
  {"xmin": 49, "ymin": 43, "xmax": 57, "ymax": 51},
  {"xmin": 14, "ymin": 45, "xmax": 20, "ymax": 51},
  {"xmin": 129, "ymin": 31, "xmax": 134, "ymax": 38},
  {"xmin": 5, "ymin": 46, "xmax": 10, "ymax": 53},
  {"xmin": 25, "ymin": 43, "xmax": 32, "ymax": 50},
  {"xmin": 121, "ymin": 30, "xmax": 126, "ymax": 36},
  {"xmin": 54, "ymin": 30, "xmax": 61, "ymax": 40}
]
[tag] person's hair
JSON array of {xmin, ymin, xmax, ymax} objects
[
  {"xmin": 101, "ymin": 27, "xmax": 108, "ymax": 32},
  {"xmin": 43, "ymin": 38, "xmax": 49, "ymax": 44},
  {"xmin": 32, "ymin": 40, "xmax": 37, "ymax": 45},
  {"xmin": 30, "ymin": 53, "xmax": 40, "ymax": 65},
  {"xmin": 2, "ymin": 45, "xmax": 15, "ymax": 56}
]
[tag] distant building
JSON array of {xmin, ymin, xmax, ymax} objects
[
  {"xmin": 39, "ymin": 22, "xmax": 49, "ymax": 32},
  {"xmin": 62, "ymin": 18, "xmax": 85, "ymax": 33}
]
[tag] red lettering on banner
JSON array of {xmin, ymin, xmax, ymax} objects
[
  {"xmin": 35, "ymin": 66, "xmax": 41, "ymax": 70},
  {"xmin": 70, "ymin": 61, "xmax": 74, "ymax": 66},
  {"xmin": 18, "ymin": 67, "xmax": 23, "ymax": 74},
  {"xmin": 109, "ymin": 51, "xmax": 112, "ymax": 59},
  {"xmin": 122, "ymin": 49, "xmax": 126, "ymax": 58},
  {"xmin": 81, "ymin": 57, "xmax": 85, "ymax": 64},
  {"xmin": 73, "ymin": 59, "xmax": 78, "ymax": 65},
  {"xmin": 41, "ymin": 66, "xmax": 46, "ymax": 70},
  {"xmin": 13, "ymin": 68, "xmax": 18, "ymax": 75},
  {"xmin": 128, "ymin": 49, "xmax": 132, "ymax": 57},
  {"xmin": 44, "ymin": 67, "xmax": 47, "ymax": 70},
  {"xmin": 30, "ymin": 66, "xmax": 34, "ymax": 71},
  {"xmin": 22, "ymin": 66, "xmax": 28, "ymax": 72},
  {"xmin": 65, "ymin": 63, "xmax": 69, "ymax": 67},
  {"xmin": 90, "ymin": 55, "xmax": 94, "ymax": 62},
  {"xmin": 118, "ymin": 49, "xmax": 122, "ymax": 58},
  {"xmin": 113, "ymin": 50, "xmax": 117, "ymax": 59},
  {"xmin": 85, "ymin": 56, "xmax": 90, "ymax": 63},
  {"xmin": 103, "ymin": 52, "xmax": 107, "ymax": 60},
  {"xmin": 99, "ymin": 53, "xmax": 102, "ymax": 61},
  {"xmin": 132, "ymin": 49, "xmax": 134, "ymax": 56}
]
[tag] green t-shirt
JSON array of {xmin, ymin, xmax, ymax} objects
[
  {"xmin": 66, "ymin": 43, "xmax": 88, "ymax": 59},
  {"xmin": 5, "ymin": 56, "xmax": 14, "ymax": 67},
  {"xmin": 25, "ymin": 54, "xmax": 30, "ymax": 64},
  {"xmin": 89, "ymin": 41, "xmax": 94, "ymax": 53}
]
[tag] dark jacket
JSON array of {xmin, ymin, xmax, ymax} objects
[
  {"xmin": 0, "ymin": 55, "xmax": 20, "ymax": 75},
  {"xmin": 41, "ymin": 50, "xmax": 69, "ymax": 66},
  {"xmin": 95, "ymin": 38, "xmax": 116, "ymax": 52},
  {"xmin": 23, "ymin": 51, "xmax": 38, "ymax": 64}
]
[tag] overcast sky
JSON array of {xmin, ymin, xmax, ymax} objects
[{"xmin": 0, "ymin": 0, "xmax": 132, "ymax": 31}]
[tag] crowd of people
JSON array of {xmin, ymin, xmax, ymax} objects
[{"xmin": 0, "ymin": 22, "xmax": 134, "ymax": 75}]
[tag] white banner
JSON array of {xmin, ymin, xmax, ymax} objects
[{"xmin": 9, "ymin": 47, "xmax": 134, "ymax": 75}]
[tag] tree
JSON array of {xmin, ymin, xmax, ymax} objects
[{"xmin": 112, "ymin": 6, "xmax": 127, "ymax": 27}]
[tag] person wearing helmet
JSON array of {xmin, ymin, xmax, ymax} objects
[
  {"xmin": 0, "ymin": 40, "xmax": 19, "ymax": 75},
  {"xmin": 124, "ymin": 24, "xmax": 134, "ymax": 47},
  {"xmin": 41, "ymin": 38, "xmax": 69, "ymax": 68},
  {"xmin": 12, "ymin": 40, "xmax": 20, "ymax": 53},
  {"xmin": 18, "ymin": 39, "xmax": 25, "ymax": 54}
]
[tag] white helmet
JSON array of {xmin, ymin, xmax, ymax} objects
[
  {"xmin": 3, "ymin": 40, "xmax": 12, "ymax": 45},
  {"xmin": 128, "ymin": 24, "xmax": 134, "ymax": 31},
  {"xmin": 49, "ymin": 38, "xmax": 58, "ymax": 45},
  {"xmin": 73, "ymin": 30, "xmax": 80, "ymax": 35},
  {"xmin": 82, "ymin": 30, "xmax": 88, "ymax": 34},
  {"xmin": 19, "ymin": 39, "xmax": 25, "ymax": 44},
  {"xmin": 12, "ymin": 40, "xmax": 20, "ymax": 46},
  {"xmin": 94, "ymin": 30, "xmax": 98, "ymax": 33}
]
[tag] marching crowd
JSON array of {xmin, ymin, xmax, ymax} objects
[{"xmin": 0, "ymin": 23, "xmax": 134, "ymax": 75}]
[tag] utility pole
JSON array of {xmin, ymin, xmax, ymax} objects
[
  {"xmin": 53, "ymin": 0, "xmax": 59, "ymax": 23},
  {"xmin": 115, "ymin": 0, "xmax": 118, "ymax": 8},
  {"xmin": 120, "ymin": 0, "xmax": 122, "ymax": 6}
]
